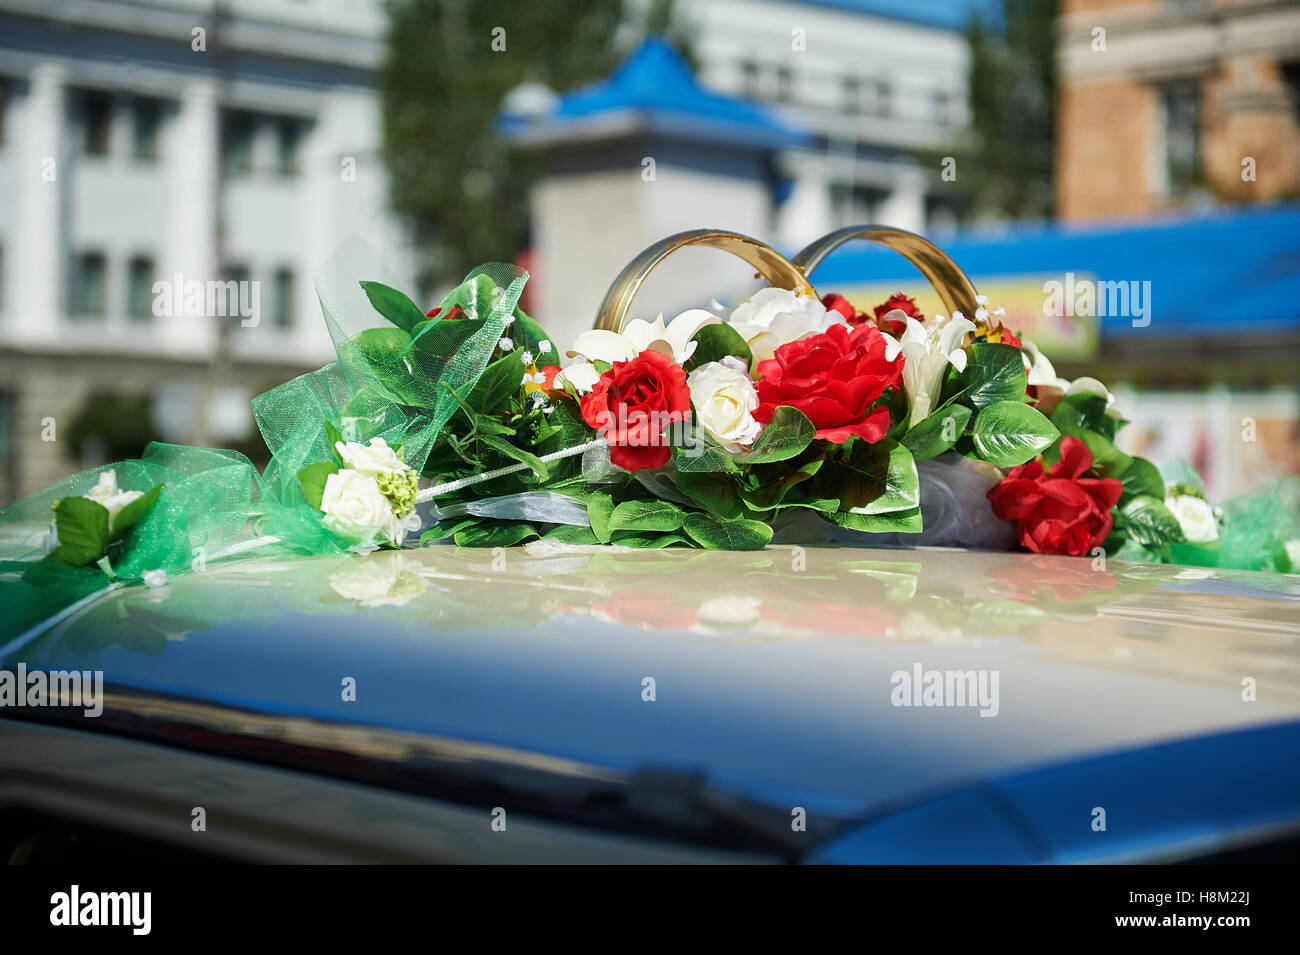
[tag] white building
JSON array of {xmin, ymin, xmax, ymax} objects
[
  {"xmin": 684, "ymin": 0, "xmax": 971, "ymax": 244},
  {"xmin": 0, "ymin": 0, "xmax": 412, "ymax": 501}
]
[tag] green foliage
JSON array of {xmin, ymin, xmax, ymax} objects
[
  {"xmin": 378, "ymin": 0, "xmax": 689, "ymax": 280},
  {"xmin": 46, "ymin": 483, "xmax": 164, "ymax": 568},
  {"xmin": 951, "ymin": 343, "xmax": 1027, "ymax": 411},
  {"xmin": 297, "ymin": 461, "xmax": 340, "ymax": 511},
  {"xmin": 833, "ymin": 439, "xmax": 920, "ymax": 516},
  {"xmin": 900, "ymin": 405, "xmax": 971, "ymax": 461},
  {"xmin": 1115, "ymin": 495, "xmax": 1186, "ymax": 547},
  {"xmin": 682, "ymin": 513, "xmax": 773, "ymax": 550},
  {"xmin": 360, "ymin": 280, "xmax": 429, "ymax": 334},
  {"xmin": 969, "ymin": 400, "xmax": 1058, "ymax": 467},
  {"xmin": 736, "ymin": 406, "xmax": 815, "ymax": 464},
  {"xmin": 684, "ymin": 323, "xmax": 753, "ymax": 372}
]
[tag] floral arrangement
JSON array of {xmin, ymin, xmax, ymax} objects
[
  {"xmin": 3, "ymin": 234, "xmax": 1294, "ymax": 645},
  {"xmin": 397, "ymin": 280, "xmax": 1194, "ymax": 559}
]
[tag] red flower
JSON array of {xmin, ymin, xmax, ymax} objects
[
  {"xmin": 753, "ymin": 323, "xmax": 902, "ymax": 444},
  {"xmin": 580, "ymin": 349, "xmax": 690, "ymax": 471},
  {"xmin": 873, "ymin": 293, "xmax": 922, "ymax": 336},
  {"xmin": 425, "ymin": 304, "xmax": 466, "ymax": 320},
  {"xmin": 821, "ymin": 293, "xmax": 866, "ymax": 325},
  {"xmin": 986, "ymin": 436, "xmax": 1123, "ymax": 556}
]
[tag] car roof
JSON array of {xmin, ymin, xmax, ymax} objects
[{"xmin": 7, "ymin": 544, "xmax": 1300, "ymax": 823}]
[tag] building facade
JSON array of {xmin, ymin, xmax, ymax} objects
[
  {"xmin": 1057, "ymin": 0, "xmax": 1300, "ymax": 221},
  {"xmin": 0, "ymin": 0, "xmax": 413, "ymax": 503}
]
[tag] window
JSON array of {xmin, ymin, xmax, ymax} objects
[
  {"xmin": 741, "ymin": 60, "xmax": 759, "ymax": 98},
  {"xmin": 933, "ymin": 91, "xmax": 952, "ymax": 125},
  {"xmin": 775, "ymin": 66, "xmax": 793, "ymax": 103},
  {"xmin": 222, "ymin": 111, "xmax": 255, "ymax": 175},
  {"xmin": 127, "ymin": 255, "xmax": 155, "ymax": 320},
  {"xmin": 80, "ymin": 91, "xmax": 112, "ymax": 157},
  {"xmin": 274, "ymin": 118, "xmax": 299, "ymax": 176},
  {"xmin": 0, "ymin": 79, "xmax": 9, "ymax": 147},
  {"xmin": 227, "ymin": 264, "xmax": 251, "ymax": 319},
  {"xmin": 1162, "ymin": 85, "xmax": 1201, "ymax": 195},
  {"xmin": 843, "ymin": 77, "xmax": 862, "ymax": 114},
  {"xmin": 71, "ymin": 252, "xmax": 107, "ymax": 318},
  {"xmin": 272, "ymin": 268, "xmax": 294, "ymax": 329},
  {"xmin": 131, "ymin": 98, "xmax": 161, "ymax": 161},
  {"xmin": 870, "ymin": 80, "xmax": 892, "ymax": 117}
]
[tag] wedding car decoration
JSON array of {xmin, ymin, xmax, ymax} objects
[{"xmin": 2, "ymin": 229, "xmax": 1296, "ymax": 640}]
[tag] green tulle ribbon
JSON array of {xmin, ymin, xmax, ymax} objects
[{"xmin": 0, "ymin": 237, "xmax": 530, "ymax": 643}]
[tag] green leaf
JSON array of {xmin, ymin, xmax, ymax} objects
[
  {"xmin": 824, "ymin": 506, "xmax": 923, "ymax": 534},
  {"xmin": 673, "ymin": 439, "xmax": 737, "ymax": 473},
  {"xmin": 837, "ymin": 438, "xmax": 920, "ymax": 515},
  {"xmin": 956, "ymin": 343, "xmax": 1026, "ymax": 411},
  {"xmin": 1053, "ymin": 423, "xmax": 1132, "ymax": 478},
  {"xmin": 676, "ymin": 470, "xmax": 745, "ymax": 519},
  {"xmin": 1118, "ymin": 494, "xmax": 1186, "ymax": 546},
  {"xmin": 108, "ymin": 483, "xmax": 163, "ymax": 538},
  {"xmin": 477, "ymin": 433, "xmax": 549, "ymax": 480},
  {"xmin": 297, "ymin": 461, "xmax": 339, "ymax": 511},
  {"xmin": 900, "ymin": 405, "xmax": 972, "ymax": 461},
  {"xmin": 684, "ymin": 323, "xmax": 753, "ymax": 372},
  {"xmin": 1118, "ymin": 456, "xmax": 1165, "ymax": 502},
  {"xmin": 323, "ymin": 419, "xmax": 344, "ymax": 463},
  {"xmin": 453, "ymin": 520, "xmax": 538, "ymax": 548},
  {"xmin": 543, "ymin": 524, "xmax": 600, "ymax": 545},
  {"xmin": 969, "ymin": 400, "xmax": 1059, "ymax": 467},
  {"xmin": 46, "ymin": 496, "xmax": 111, "ymax": 567},
  {"xmin": 420, "ymin": 518, "xmax": 477, "ymax": 545},
  {"xmin": 737, "ymin": 406, "xmax": 815, "ymax": 464},
  {"xmin": 585, "ymin": 491, "xmax": 616, "ymax": 543},
  {"xmin": 359, "ymin": 280, "xmax": 429, "ymax": 334},
  {"xmin": 409, "ymin": 313, "xmax": 489, "ymax": 362},
  {"xmin": 351, "ymin": 326, "xmax": 414, "ymax": 364},
  {"xmin": 608, "ymin": 499, "xmax": 686, "ymax": 533},
  {"xmin": 1049, "ymin": 392, "xmax": 1113, "ymax": 438},
  {"xmin": 609, "ymin": 530, "xmax": 689, "ymax": 549},
  {"xmin": 509, "ymin": 305, "xmax": 555, "ymax": 356},
  {"xmin": 682, "ymin": 513, "xmax": 773, "ymax": 551},
  {"xmin": 739, "ymin": 457, "xmax": 824, "ymax": 511},
  {"xmin": 466, "ymin": 351, "xmax": 527, "ymax": 415}
]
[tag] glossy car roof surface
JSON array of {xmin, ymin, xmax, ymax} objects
[{"xmin": 7, "ymin": 543, "xmax": 1300, "ymax": 825}]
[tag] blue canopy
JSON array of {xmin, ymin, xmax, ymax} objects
[
  {"xmin": 808, "ymin": 205, "xmax": 1300, "ymax": 338},
  {"xmin": 501, "ymin": 39, "xmax": 809, "ymax": 151}
]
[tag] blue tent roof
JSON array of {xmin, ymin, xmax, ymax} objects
[
  {"xmin": 808, "ymin": 205, "xmax": 1300, "ymax": 338},
  {"xmin": 501, "ymin": 39, "xmax": 809, "ymax": 151}
]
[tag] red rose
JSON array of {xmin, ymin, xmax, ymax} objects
[
  {"xmin": 753, "ymin": 323, "xmax": 902, "ymax": 444},
  {"xmin": 986, "ymin": 436, "xmax": 1123, "ymax": 556},
  {"xmin": 873, "ymin": 293, "xmax": 921, "ymax": 336},
  {"xmin": 821, "ymin": 293, "xmax": 866, "ymax": 325},
  {"xmin": 1002, "ymin": 329, "xmax": 1022, "ymax": 349},
  {"xmin": 580, "ymin": 349, "xmax": 690, "ymax": 471},
  {"xmin": 425, "ymin": 304, "xmax": 466, "ymax": 319}
]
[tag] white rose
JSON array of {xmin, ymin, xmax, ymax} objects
[
  {"xmin": 726, "ymin": 287, "xmax": 846, "ymax": 365},
  {"xmin": 85, "ymin": 470, "xmax": 143, "ymax": 520},
  {"xmin": 335, "ymin": 437, "xmax": 407, "ymax": 478},
  {"xmin": 1167, "ymin": 493, "xmax": 1219, "ymax": 543},
  {"xmin": 686, "ymin": 357, "xmax": 762, "ymax": 453},
  {"xmin": 320, "ymin": 468, "xmax": 397, "ymax": 544},
  {"xmin": 328, "ymin": 553, "xmax": 428, "ymax": 607}
]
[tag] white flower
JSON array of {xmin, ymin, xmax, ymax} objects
[
  {"xmin": 538, "ymin": 340, "xmax": 552, "ymax": 354},
  {"xmin": 520, "ymin": 349, "xmax": 534, "ymax": 366},
  {"xmin": 328, "ymin": 553, "xmax": 430, "ymax": 608},
  {"xmin": 885, "ymin": 315, "xmax": 976, "ymax": 427},
  {"xmin": 560, "ymin": 308, "xmax": 721, "ymax": 393},
  {"xmin": 1167, "ymin": 493, "xmax": 1219, "ymax": 543},
  {"xmin": 321, "ymin": 469, "xmax": 401, "ymax": 545},
  {"xmin": 1020, "ymin": 339, "xmax": 1121, "ymax": 419},
  {"xmin": 975, "ymin": 307, "xmax": 988, "ymax": 322},
  {"xmin": 335, "ymin": 437, "xmax": 406, "ymax": 478},
  {"xmin": 726, "ymin": 287, "xmax": 846, "ymax": 365},
  {"xmin": 498, "ymin": 337, "xmax": 514, "ymax": 351},
  {"xmin": 975, "ymin": 294, "xmax": 988, "ymax": 306},
  {"xmin": 85, "ymin": 470, "xmax": 144, "ymax": 520},
  {"xmin": 686, "ymin": 357, "xmax": 762, "ymax": 453},
  {"xmin": 143, "ymin": 569, "xmax": 168, "ymax": 588}
]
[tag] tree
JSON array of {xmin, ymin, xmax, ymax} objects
[
  {"xmin": 378, "ymin": 0, "xmax": 681, "ymax": 285},
  {"xmin": 924, "ymin": 0, "xmax": 1058, "ymax": 222}
]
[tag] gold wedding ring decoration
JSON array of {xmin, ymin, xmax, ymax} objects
[{"xmin": 591, "ymin": 224, "xmax": 980, "ymax": 332}]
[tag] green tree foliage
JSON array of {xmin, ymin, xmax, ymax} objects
[
  {"xmin": 923, "ymin": 0, "xmax": 1059, "ymax": 221},
  {"xmin": 378, "ymin": 0, "xmax": 682, "ymax": 283}
]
